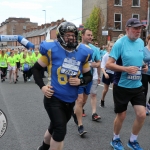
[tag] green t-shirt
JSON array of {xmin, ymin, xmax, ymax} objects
[
  {"xmin": 0, "ymin": 54, "xmax": 7, "ymax": 67},
  {"xmin": 14, "ymin": 54, "xmax": 20, "ymax": 62},
  {"xmin": 20, "ymin": 58, "xmax": 28, "ymax": 70},
  {"xmin": 7, "ymin": 56, "xmax": 16, "ymax": 66},
  {"xmin": 26, "ymin": 55, "xmax": 34, "ymax": 67},
  {"xmin": 33, "ymin": 53, "xmax": 41, "ymax": 63}
]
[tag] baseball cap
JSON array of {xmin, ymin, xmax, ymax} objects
[{"xmin": 126, "ymin": 18, "xmax": 143, "ymax": 27}]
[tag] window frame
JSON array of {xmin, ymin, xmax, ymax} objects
[
  {"xmin": 113, "ymin": 13, "xmax": 122, "ymax": 31},
  {"xmin": 132, "ymin": 14, "xmax": 140, "ymax": 20},
  {"xmin": 114, "ymin": 0, "xmax": 122, "ymax": 6},
  {"xmin": 132, "ymin": 0, "xmax": 140, "ymax": 7}
]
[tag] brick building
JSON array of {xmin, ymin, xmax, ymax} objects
[
  {"xmin": 107, "ymin": 0, "xmax": 148, "ymax": 42},
  {"xmin": 82, "ymin": 0, "xmax": 148, "ymax": 43},
  {"xmin": 19, "ymin": 18, "xmax": 65, "ymax": 48},
  {"xmin": 0, "ymin": 18, "xmax": 65, "ymax": 49},
  {"xmin": 0, "ymin": 17, "xmax": 38, "ymax": 47}
]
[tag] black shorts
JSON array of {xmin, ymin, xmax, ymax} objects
[
  {"xmin": 44, "ymin": 96, "xmax": 75, "ymax": 142},
  {"xmin": 102, "ymin": 73, "xmax": 114, "ymax": 85},
  {"xmin": 113, "ymin": 84, "xmax": 146, "ymax": 113},
  {"xmin": 16, "ymin": 62, "xmax": 20, "ymax": 68}
]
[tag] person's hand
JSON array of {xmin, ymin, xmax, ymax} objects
[
  {"xmin": 125, "ymin": 66, "xmax": 139, "ymax": 74},
  {"xmin": 68, "ymin": 77, "xmax": 80, "ymax": 86},
  {"xmin": 41, "ymin": 85, "xmax": 54, "ymax": 98},
  {"xmin": 142, "ymin": 65, "xmax": 148, "ymax": 73},
  {"xmin": 98, "ymin": 77, "xmax": 101, "ymax": 84},
  {"xmin": 104, "ymin": 73, "xmax": 109, "ymax": 79}
]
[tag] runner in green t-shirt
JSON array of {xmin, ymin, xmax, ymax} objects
[
  {"xmin": 7, "ymin": 51, "xmax": 17, "ymax": 84},
  {"xmin": 0, "ymin": 49, "xmax": 8, "ymax": 82},
  {"xmin": 14, "ymin": 49, "xmax": 21, "ymax": 81}
]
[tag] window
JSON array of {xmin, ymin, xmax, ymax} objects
[
  {"xmin": 114, "ymin": 0, "xmax": 122, "ymax": 6},
  {"xmin": 132, "ymin": 0, "xmax": 140, "ymax": 6},
  {"xmin": 114, "ymin": 14, "xmax": 122, "ymax": 30},
  {"xmin": 132, "ymin": 14, "xmax": 139, "ymax": 19}
]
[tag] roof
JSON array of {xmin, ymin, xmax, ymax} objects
[{"xmin": 22, "ymin": 25, "xmax": 57, "ymax": 38}]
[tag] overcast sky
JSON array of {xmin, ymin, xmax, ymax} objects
[{"xmin": 0, "ymin": 0, "xmax": 82, "ymax": 26}]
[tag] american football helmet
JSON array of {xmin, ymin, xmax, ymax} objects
[{"xmin": 57, "ymin": 22, "xmax": 78, "ymax": 49}]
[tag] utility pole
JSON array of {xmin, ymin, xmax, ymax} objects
[
  {"xmin": 147, "ymin": 0, "xmax": 150, "ymax": 36},
  {"xmin": 42, "ymin": 10, "xmax": 46, "ymax": 40}
]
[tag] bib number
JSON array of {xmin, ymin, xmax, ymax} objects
[
  {"xmin": 1, "ymin": 62, "xmax": 5, "ymax": 66},
  {"xmin": 127, "ymin": 66, "xmax": 141, "ymax": 80},
  {"xmin": 60, "ymin": 58, "xmax": 80, "ymax": 76}
]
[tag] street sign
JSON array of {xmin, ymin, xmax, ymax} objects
[{"xmin": 102, "ymin": 30, "xmax": 108, "ymax": 36}]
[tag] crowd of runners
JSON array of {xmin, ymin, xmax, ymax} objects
[{"xmin": 1, "ymin": 18, "xmax": 150, "ymax": 150}]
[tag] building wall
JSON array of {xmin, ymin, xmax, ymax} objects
[
  {"xmin": 0, "ymin": 17, "xmax": 38, "ymax": 47},
  {"xmin": 50, "ymin": 29, "xmax": 57, "ymax": 40},
  {"xmin": 107, "ymin": 0, "xmax": 148, "ymax": 41},
  {"xmin": 82, "ymin": 0, "xmax": 107, "ymax": 28}
]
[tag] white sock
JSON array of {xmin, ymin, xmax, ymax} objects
[
  {"xmin": 130, "ymin": 133, "xmax": 138, "ymax": 142},
  {"xmin": 113, "ymin": 133, "xmax": 120, "ymax": 140}
]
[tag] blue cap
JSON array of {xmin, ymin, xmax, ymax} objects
[{"xmin": 126, "ymin": 18, "xmax": 143, "ymax": 27}]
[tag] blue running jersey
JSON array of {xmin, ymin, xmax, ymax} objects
[
  {"xmin": 39, "ymin": 40, "xmax": 93, "ymax": 102},
  {"xmin": 143, "ymin": 46, "xmax": 150, "ymax": 75},
  {"xmin": 89, "ymin": 44, "xmax": 101, "ymax": 61},
  {"xmin": 109, "ymin": 35, "xmax": 144, "ymax": 88}
]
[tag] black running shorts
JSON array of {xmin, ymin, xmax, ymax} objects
[{"xmin": 113, "ymin": 84, "xmax": 146, "ymax": 113}]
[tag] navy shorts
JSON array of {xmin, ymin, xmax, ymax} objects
[
  {"xmin": 78, "ymin": 81, "xmax": 93, "ymax": 95},
  {"xmin": 102, "ymin": 73, "xmax": 114, "ymax": 85}
]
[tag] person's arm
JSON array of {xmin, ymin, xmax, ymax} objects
[
  {"xmin": 91, "ymin": 61, "xmax": 100, "ymax": 68},
  {"xmin": 32, "ymin": 55, "xmax": 54, "ymax": 98},
  {"xmin": 106, "ymin": 57, "xmax": 139, "ymax": 74},
  {"xmin": 68, "ymin": 62, "xmax": 92, "ymax": 86}
]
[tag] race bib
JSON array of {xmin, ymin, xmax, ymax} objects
[
  {"xmin": 1, "ymin": 62, "xmax": 5, "ymax": 66},
  {"xmin": 61, "ymin": 58, "xmax": 80, "ymax": 76},
  {"xmin": 127, "ymin": 66, "xmax": 141, "ymax": 80},
  {"xmin": 106, "ymin": 69, "xmax": 114, "ymax": 74}
]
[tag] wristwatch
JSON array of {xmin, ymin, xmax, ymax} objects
[{"xmin": 80, "ymin": 78, "xmax": 84, "ymax": 84}]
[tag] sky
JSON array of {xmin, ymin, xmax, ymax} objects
[{"xmin": 0, "ymin": 0, "xmax": 82, "ymax": 26}]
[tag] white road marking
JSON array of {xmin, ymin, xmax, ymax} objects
[{"xmin": 98, "ymin": 84, "xmax": 113, "ymax": 90}]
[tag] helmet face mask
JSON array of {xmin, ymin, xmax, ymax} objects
[{"xmin": 57, "ymin": 22, "xmax": 78, "ymax": 50}]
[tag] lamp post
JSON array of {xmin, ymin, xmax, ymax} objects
[{"xmin": 42, "ymin": 10, "xmax": 46, "ymax": 40}]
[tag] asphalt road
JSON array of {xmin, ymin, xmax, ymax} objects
[{"xmin": 0, "ymin": 73, "xmax": 150, "ymax": 150}]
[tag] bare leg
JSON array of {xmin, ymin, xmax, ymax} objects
[
  {"xmin": 132, "ymin": 105, "xmax": 146, "ymax": 135},
  {"xmin": 114, "ymin": 111, "xmax": 126, "ymax": 135},
  {"xmin": 50, "ymin": 137, "xmax": 63, "ymax": 150},
  {"xmin": 90, "ymin": 93, "xmax": 97, "ymax": 114},
  {"xmin": 101, "ymin": 84, "xmax": 109, "ymax": 101},
  {"xmin": 75, "ymin": 94, "xmax": 88, "ymax": 126},
  {"xmin": 9, "ymin": 70, "xmax": 12, "ymax": 83},
  {"xmin": 43, "ymin": 130, "xmax": 51, "ymax": 145}
]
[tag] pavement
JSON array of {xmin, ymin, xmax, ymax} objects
[{"xmin": 0, "ymin": 73, "xmax": 150, "ymax": 150}]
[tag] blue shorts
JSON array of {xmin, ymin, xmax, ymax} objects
[
  {"xmin": 102, "ymin": 73, "xmax": 114, "ymax": 85},
  {"xmin": 78, "ymin": 81, "xmax": 93, "ymax": 95}
]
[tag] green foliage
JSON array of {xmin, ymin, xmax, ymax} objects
[
  {"xmin": 84, "ymin": 6, "xmax": 101, "ymax": 41},
  {"xmin": 78, "ymin": 31, "xmax": 82, "ymax": 42}
]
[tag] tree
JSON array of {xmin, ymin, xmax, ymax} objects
[{"xmin": 83, "ymin": 6, "xmax": 106, "ymax": 46}]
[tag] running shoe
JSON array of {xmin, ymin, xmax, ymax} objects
[
  {"xmin": 78, "ymin": 125, "xmax": 87, "ymax": 136},
  {"xmin": 127, "ymin": 140, "xmax": 143, "ymax": 150},
  {"xmin": 92, "ymin": 113, "xmax": 101, "ymax": 121},
  {"xmin": 110, "ymin": 138, "xmax": 125, "ymax": 150},
  {"xmin": 82, "ymin": 109, "xmax": 86, "ymax": 117}
]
